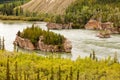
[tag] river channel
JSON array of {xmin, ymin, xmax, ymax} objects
[{"xmin": 0, "ymin": 20, "xmax": 120, "ymax": 60}]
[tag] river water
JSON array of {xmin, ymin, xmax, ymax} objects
[{"xmin": 0, "ymin": 20, "xmax": 120, "ymax": 60}]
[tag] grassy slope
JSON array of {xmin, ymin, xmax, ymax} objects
[
  {"xmin": 21, "ymin": 0, "xmax": 75, "ymax": 15},
  {"xmin": 0, "ymin": 50, "xmax": 120, "ymax": 80}
]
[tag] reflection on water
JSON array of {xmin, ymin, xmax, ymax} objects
[
  {"xmin": 0, "ymin": 20, "xmax": 120, "ymax": 60},
  {"xmin": 17, "ymin": 46, "xmax": 72, "ymax": 59}
]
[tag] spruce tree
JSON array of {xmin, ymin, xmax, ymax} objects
[
  {"xmin": 70, "ymin": 67, "xmax": 73, "ymax": 80},
  {"xmin": 6, "ymin": 56, "xmax": 10, "ymax": 80},
  {"xmin": 77, "ymin": 70, "xmax": 79, "ymax": 80},
  {"xmin": 15, "ymin": 61, "xmax": 18, "ymax": 80}
]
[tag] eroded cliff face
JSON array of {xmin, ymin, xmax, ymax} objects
[{"xmin": 14, "ymin": 36, "xmax": 72, "ymax": 53}]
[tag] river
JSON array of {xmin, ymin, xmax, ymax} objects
[{"xmin": 0, "ymin": 20, "xmax": 120, "ymax": 60}]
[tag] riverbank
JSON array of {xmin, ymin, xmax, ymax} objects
[{"xmin": 0, "ymin": 15, "xmax": 42, "ymax": 21}]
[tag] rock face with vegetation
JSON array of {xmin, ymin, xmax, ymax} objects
[
  {"xmin": 14, "ymin": 25, "xmax": 72, "ymax": 53},
  {"xmin": 85, "ymin": 19, "xmax": 114, "ymax": 30},
  {"xmin": 37, "ymin": 36, "xmax": 72, "ymax": 52},
  {"xmin": 85, "ymin": 19, "xmax": 120, "ymax": 38}
]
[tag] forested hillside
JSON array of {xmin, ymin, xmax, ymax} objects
[
  {"xmin": 0, "ymin": 0, "xmax": 30, "ymax": 16},
  {"xmin": 0, "ymin": 0, "xmax": 30, "ymax": 3},
  {"xmin": 64, "ymin": 0, "xmax": 120, "ymax": 28}
]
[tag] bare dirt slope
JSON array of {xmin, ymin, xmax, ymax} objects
[{"xmin": 21, "ymin": 0, "xmax": 75, "ymax": 15}]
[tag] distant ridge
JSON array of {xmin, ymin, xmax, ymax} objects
[{"xmin": 21, "ymin": 0, "xmax": 75, "ymax": 15}]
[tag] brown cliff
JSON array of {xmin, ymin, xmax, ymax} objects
[{"xmin": 14, "ymin": 36, "xmax": 35, "ymax": 50}]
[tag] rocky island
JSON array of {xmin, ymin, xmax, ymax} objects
[
  {"xmin": 96, "ymin": 30, "xmax": 111, "ymax": 38},
  {"xmin": 14, "ymin": 25, "xmax": 72, "ymax": 53},
  {"xmin": 85, "ymin": 19, "xmax": 120, "ymax": 38}
]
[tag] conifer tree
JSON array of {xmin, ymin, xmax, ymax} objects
[
  {"xmin": 77, "ymin": 70, "xmax": 79, "ymax": 80},
  {"xmin": 58, "ymin": 66, "xmax": 61, "ymax": 80},
  {"xmin": 15, "ymin": 61, "xmax": 18, "ymax": 80},
  {"xmin": 70, "ymin": 67, "xmax": 73, "ymax": 80},
  {"xmin": 6, "ymin": 56, "xmax": 10, "ymax": 80},
  {"xmin": 50, "ymin": 67, "xmax": 54, "ymax": 80}
]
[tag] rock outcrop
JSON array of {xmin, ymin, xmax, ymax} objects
[
  {"xmin": 100, "ymin": 22, "xmax": 119, "ymax": 34},
  {"xmin": 14, "ymin": 36, "xmax": 72, "ymax": 53},
  {"xmin": 96, "ymin": 31, "xmax": 111, "ymax": 38},
  {"xmin": 85, "ymin": 19, "xmax": 114, "ymax": 31},
  {"xmin": 85, "ymin": 19, "xmax": 101, "ymax": 30},
  {"xmin": 101, "ymin": 22, "xmax": 113, "ymax": 30},
  {"xmin": 85, "ymin": 19, "xmax": 120, "ymax": 38},
  {"xmin": 63, "ymin": 39, "xmax": 72, "ymax": 53},
  {"xmin": 14, "ymin": 36, "xmax": 35, "ymax": 50},
  {"xmin": 47, "ymin": 23, "xmax": 72, "ymax": 30},
  {"xmin": 37, "ymin": 36, "xmax": 72, "ymax": 53}
]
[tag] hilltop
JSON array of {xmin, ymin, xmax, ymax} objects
[{"xmin": 21, "ymin": 0, "xmax": 75, "ymax": 15}]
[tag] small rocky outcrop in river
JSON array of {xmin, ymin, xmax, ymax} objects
[
  {"xmin": 47, "ymin": 22, "xmax": 72, "ymax": 30},
  {"xmin": 14, "ymin": 36, "xmax": 72, "ymax": 53},
  {"xmin": 14, "ymin": 26, "xmax": 72, "ymax": 53},
  {"xmin": 97, "ymin": 31, "xmax": 110, "ymax": 38},
  {"xmin": 100, "ymin": 22, "xmax": 119, "ymax": 34}
]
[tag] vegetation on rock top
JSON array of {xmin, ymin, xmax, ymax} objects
[{"xmin": 19, "ymin": 25, "xmax": 65, "ymax": 45}]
